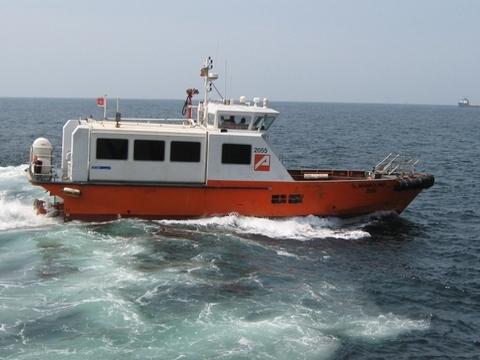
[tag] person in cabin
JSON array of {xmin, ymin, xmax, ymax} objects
[{"xmin": 221, "ymin": 115, "xmax": 236, "ymax": 129}]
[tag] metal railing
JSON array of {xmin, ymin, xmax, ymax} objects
[
  {"xmin": 29, "ymin": 154, "xmax": 56, "ymax": 181},
  {"xmin": 105, "ymin": 117, "xmax": 185, "ymax": 123},
  {"xmin": 373, "ymin": 153, "xmax": 420, "ymax": 176}
]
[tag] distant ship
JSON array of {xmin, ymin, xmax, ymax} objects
[{"xmin": 458, "ymin": 98, "xmax": 480, "ymax": 107}]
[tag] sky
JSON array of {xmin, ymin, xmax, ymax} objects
[{"xmin": 1, "ymin": 0, "xmax": 479, "ymax": 104}]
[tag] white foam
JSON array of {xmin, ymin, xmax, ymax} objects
[
  {"xmin": 198, "ymin": 302, "xmax": 216, "ymax": 322},
  {"xmin": 0, "ymin": 165, "xmax": 37, "ymax": 196},
  {"xmin": 238, "ymin": 336, "xmax": 253, "ymax": 348},
  {"xmin": 158, "ymin": 214, "xmax": 370, "ymax": 241},
  {"xmin": 135, "ymin": 285, "xmax": 162, "ymax": 305},
  {"xmin": 276, "ymin": 249, "xmax": 300, "ymax": 258},
  {"xmin": 231, "ymin": 315, "xmax": 339, "ymax": 358},
  {"xmin": 342, "ymin": 313, "xmax": 430, "ymax": 339},
  {"xmin": 0, "ymin": 165, "xmax": 56, "ymax": 231},
  {"xmin": 187, "ymin": 307, "xmax": 340, "ymax": 359},
  {"xmin": 0, "ymin": 165, "xmax": 28, "ymax": 181},
  {"xmin": 0, "ymin": 197, "xmax": 55, "ymax": 231}
]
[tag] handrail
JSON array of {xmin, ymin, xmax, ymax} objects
[
  {"xmin": 105, "ymin": 117, "xmax": 185, "ymax": 122},
  {"xmin": 373, "ymin": 154, "xmax": 420, "ymax": 176}
]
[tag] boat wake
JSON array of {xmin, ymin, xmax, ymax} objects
[
  {"xmin": 0, "ymin": 197, "xmax": 56, "ymax": 231},
  {"xmin": 0, "ymin": 165, "xmax": 55, "ymax": 231},
  {"xmin": 156, "ymin": 214, "xmax": 371, "ymax": 241}
]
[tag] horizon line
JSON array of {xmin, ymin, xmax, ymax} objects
[{"xmin": 0, "ymin": 95, "xmax": 459, "ymax": 107}]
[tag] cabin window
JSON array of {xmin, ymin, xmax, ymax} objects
[
  {"xmin": 134, "ymin": 140, "xmax": 165, "ymax": 161},
  {"xmin": 170, "ymin": 141, "xmax": 201, "ymax": 162},
  {"xmin": 219, "ymin": 114, "xmax": 252, "ymax": 130},
  {"xmin": 96, "ymin": 138, "xmax": 128, "ymax": 160},
  {"xmin": 222, "ymin": 144, "xmax": 252, "ymax": 164},
  {"xmin": 252, "ymin": 115, "xmax": 276, "ymax": 131}
]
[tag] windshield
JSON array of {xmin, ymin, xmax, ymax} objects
[
  {"xmin": 218, "ymin": 114, "xmax": 252, "ymax": 130},
  {"xmin": 252, "ymin": 115, "xmax": 276, "ymax": 131}
]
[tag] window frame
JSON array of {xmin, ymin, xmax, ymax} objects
[
  {"xmin": 252, "ymin": 114, "xmax": 276, "ymax": 131},
  {"xmin": 170, "ymin": 141, "xmax": 202, "ymax": 162},
  {"xmin": 218, "ymin": 113, "xmax": 252, "ymax": 130},
  {"xmin": 133, "ymin": 139, "xmax": 165, "ymax": 162},
  {"xmin": 96, "ymin": 138, "xmax": 129, "ymax": 160},
  {"xmin": 221, "ymin": 143, "xmax": 252, "ymax": 165}
]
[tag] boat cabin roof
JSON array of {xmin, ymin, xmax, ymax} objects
[
  {"xmin": 77, "ymin": 118, "xmax": 267, "ymax": 138},
  {"xmin": 207, "ymin": 101, "xmax": 279, "ymax": 115},
  {"xmin": 86, "ymin": 120, "xmax": 207, "ymax": 135},
  {"xmin": 80, "ymin": 99, "xmax": 280, "ymax": 134},
  {"xmin": 206, "ymin": 101, "xmax": 279, "ymax": 131}
]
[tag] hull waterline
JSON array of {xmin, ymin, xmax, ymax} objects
[{"xmin": 33, "ymin": 177, "xmax": 428, "ymax": 221}]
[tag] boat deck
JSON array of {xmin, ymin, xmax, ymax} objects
[{"xmin": 288, "ymin": 169, "xmax": 372, "ymax": 181}]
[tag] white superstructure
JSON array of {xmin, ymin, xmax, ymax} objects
[{"xmin": 56, "ymin": 102, "xmax": 290, "ymax": 186}]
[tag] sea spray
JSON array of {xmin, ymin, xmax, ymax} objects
[
  {"xmin": 0, "ymin": 165, "xmax": 55, "ymax": 231},
  {"xmin": 156, "ymin": 214, "xmax": 371, "ymax": 241}
]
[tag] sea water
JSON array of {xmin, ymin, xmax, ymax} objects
[{"xmin": 0, "ymin": 99, "xmax": 479, "ymax": 359}]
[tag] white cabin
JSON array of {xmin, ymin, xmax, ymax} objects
[{"xmin": 58, "ymin": 100, "xmax": 293, "ymax": 185}]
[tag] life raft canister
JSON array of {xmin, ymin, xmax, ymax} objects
[{"xmin": 30, "ymin": 137, "xmax": 53, "ymax": 177}]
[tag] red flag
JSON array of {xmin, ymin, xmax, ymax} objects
[{"xmin": 96, "ymin": 97, "xmax": 105, "ymax": 107}]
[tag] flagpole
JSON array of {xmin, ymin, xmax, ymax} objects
[{"xmin": 103, "ymin": 94, "xmax": 107, "ymax": 119}]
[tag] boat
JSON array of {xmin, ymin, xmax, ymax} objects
[
  {"xmin": 27, "ymin": 57, "xmax": 434, "ymax": 221},
  {"xmin": 458, "ymin": 98, "xmax": 471, "ymax": 107},
  {"xmin": 458, "ymin": 98, "xmax": 480, "ymax": 107}
]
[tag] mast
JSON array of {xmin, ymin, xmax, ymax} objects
[
  {"xmin": 103, "ymin": 94, "xmax": 107, "ymax": 120},
  {"xmin": 200, "ymin": 57, "xmax": 218, "ymax": 126}
]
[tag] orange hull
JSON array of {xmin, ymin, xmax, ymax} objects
[{"xmin": 36, "ymin": 178, "xmax": 424, "ymax": 221}]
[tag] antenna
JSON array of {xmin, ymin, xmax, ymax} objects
[
  {"xmin": 201, "ymin": 57, "xmax": 213, "ymax": 124},
  {"xmin": 115, "ymin": 97, "xmax": 121, "ymax": 127},
  {"xmin": 200, "ymin": 57, "xmax": 222, "ymax": 124},
  {"xmin": 225, "ymin": 60, "xmax": 228, "ymax": 100}
]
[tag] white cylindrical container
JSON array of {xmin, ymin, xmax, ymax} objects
[{"xmin": 31, "ymin": 137, "xmax": 53, "ymax": 176}]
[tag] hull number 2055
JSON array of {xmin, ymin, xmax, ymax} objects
[{"xmin": 254, "ymin": 147, "xmax": 268, "ymax": 154}]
